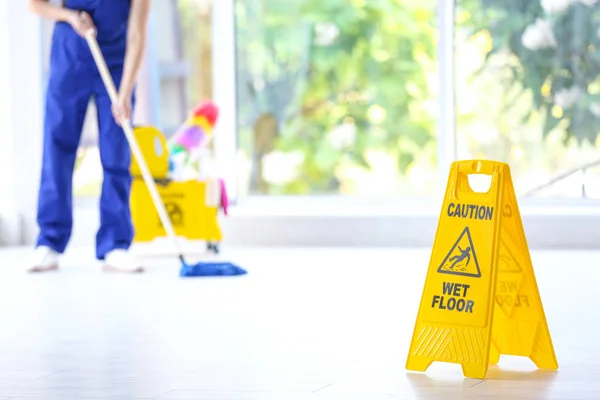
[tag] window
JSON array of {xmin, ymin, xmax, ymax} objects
[
  {"xmin": 234, "ymin": 0, "xmax": 439, "ymax": 197},
  {"xmin": 229, "ymin": 0, "xmax": 600, "ymax": 201},
  {"xmin": 455, "ymin": 0, "xmax": 600, "ymax": 199},
  {"xmin": 154, "ymin": 0, "xmax": 213, "ymax": 135}
]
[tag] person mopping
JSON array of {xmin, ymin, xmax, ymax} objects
[{"xmin": 27, "ymin": 0, "xmax": 150, "ymax": 273}]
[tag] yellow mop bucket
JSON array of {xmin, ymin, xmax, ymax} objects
[{"xmin": 129, "ymin": 126, "xmax": 223, "ymax": 251}]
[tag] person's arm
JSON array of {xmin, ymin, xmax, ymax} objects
[
  {"xmin": 28, "ymin": 0, "xmax": 73, "ymax": 22},
  {"xmin": 113, "ymin": 0, "xmax": 151, "ymax": 123},
  {"xmin": 28, "ymin": 0, "xmax": 95, "ymax": 37},
  {"xmin": 119, "ymin": 0, "xmax": 151, "ymax": 102}
]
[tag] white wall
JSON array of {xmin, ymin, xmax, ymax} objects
[
  {"xmin": 0, "ymin": 2, "xmax": 43, "ymax": 245},
  {"xmin": 0, "ymin": 3, "xmax": 15, "ymax": 217}
]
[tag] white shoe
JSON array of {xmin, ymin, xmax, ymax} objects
[
  {"xmin": 27, "ymin": 246, "xmax": 59, "ymax": 273},
  {"xmin": 102, "ymin": 249, "xmax": 144, "ymax": 273}
]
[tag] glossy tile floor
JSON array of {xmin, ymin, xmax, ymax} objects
[{"xmin": 0, "ymin": 246, "xmax": 596, "ymax": 400}]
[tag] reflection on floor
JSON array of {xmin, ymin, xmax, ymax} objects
[{"xmin": 0, "ymin": 246, "xmax": 595, "ymax": 399}]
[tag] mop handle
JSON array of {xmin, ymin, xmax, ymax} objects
[{"xmin": 85, "ymin": 31, "xmax": 184, "ymax": 259}]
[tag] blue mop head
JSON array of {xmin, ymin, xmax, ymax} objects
[{"xmin": 179, "ymin": 261, "xmax": 247, "ymax": 277}]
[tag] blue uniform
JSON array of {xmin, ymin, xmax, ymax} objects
[{"xmin": 36, "ymin": 0, "xmax": 134, "ymax": 260}]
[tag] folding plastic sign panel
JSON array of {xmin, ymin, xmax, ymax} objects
[{"xmin": 405, "ymin": 160, "xmax": 557, "ymax": 379}]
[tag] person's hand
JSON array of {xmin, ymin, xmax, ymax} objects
[
  {"xmin": 112, "ymin": 92, "xmax": 132, "ymax": 126},
  {"xmin": 67, "ymin": 11, "xmax": 96, "ymax": 38}
]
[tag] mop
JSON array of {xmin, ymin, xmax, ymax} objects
[{"xmin": 85, "ymin": 31, "xmax": 247, "ymax": 277}]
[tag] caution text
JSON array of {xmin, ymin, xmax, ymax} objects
[
  {"xmin": 497, "ymin": 280, "xmax": 518, "ymax": 293},
  {"xmin": 447, "ymin": 203, "xmax": 494, "ymax": 221},
  {"xmin": 496, "ymin": 294, "xmax": 529, "ymax": 307},
  {"xmin": 495, "ymin": 280, "xmax": 529, "ymax": 307},
  {"xmin": 431, "ymin": 282, "xmax": 474, "ymax": 313}
]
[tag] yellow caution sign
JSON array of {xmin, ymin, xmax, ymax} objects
[{"xmin": 406, "ymin": 160, "xmax": 557, "ymax": 379}]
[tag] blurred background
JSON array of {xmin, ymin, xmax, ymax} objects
[
  {"xmin": 3, "ymin": 0, "xmax": 600, "ymax": 248},
  {"xmin": 64, "ymin": 0, "xmax": 600, "ymax": 199}
]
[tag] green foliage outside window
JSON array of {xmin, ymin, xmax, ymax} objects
[
  {"xmin": 235, "ymin": 0, "xmax": 438, "ymax": 195},
  {"xmin": 235, "ymin": 0, "xmax": 600, "ymax": 197},
  {"xmin": 461, "ymin": 0, "xmax": 600, "ymax": 144}
]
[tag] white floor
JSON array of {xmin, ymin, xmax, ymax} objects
[{"xmin": 0, "ymin": 245, "xmax": 596, "ymax": 400}]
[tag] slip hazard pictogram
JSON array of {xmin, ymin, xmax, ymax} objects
[{"xmin": 437, "ymin": 227, "xmax": 481, "ymax": 278}]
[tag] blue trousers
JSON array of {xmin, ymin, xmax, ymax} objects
[{"xmin": 36, "ymin": 23, "xmax": 134, "ymax": 260}]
